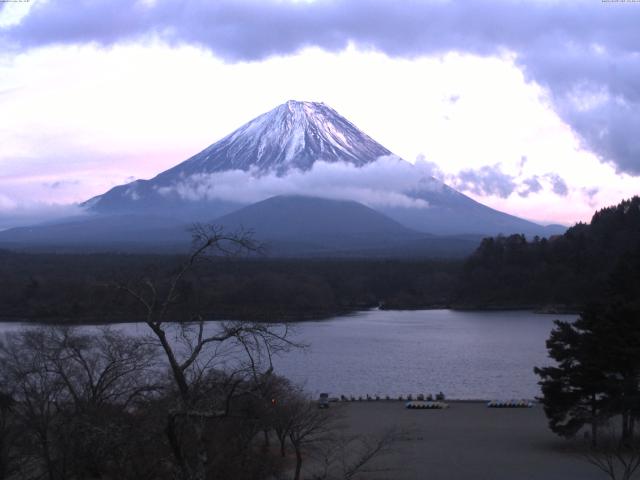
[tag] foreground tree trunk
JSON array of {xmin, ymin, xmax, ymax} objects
[
  {"xmin": 591, "ymin": 397, "xmax": 598, "ymax": 448},
  {"xmin": 293, "ymin": 445, "xmax": 303, "ymax": 480}
]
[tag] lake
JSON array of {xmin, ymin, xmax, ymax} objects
[{"xmin": 0, "ymin": 309, "xmax": 576, "ymax": 400}]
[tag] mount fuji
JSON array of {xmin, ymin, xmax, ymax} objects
[
  {"xmin": 83, "ymin": 100, "xmax": 394, "ymax": 217},
  {"xmin": 0, "ymin": 100, "xmax": 564, "ymax": 255}
]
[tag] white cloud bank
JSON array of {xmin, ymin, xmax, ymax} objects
[
  {"xmin": 0, "ymin": 155, "xmax": 605, "ymax": 230},
  {"xmin": 150, "ymin": 156, "xmax": 578, "ymax": 218},
  {"xmin": 157, "ymin": 156, "xmax": 435, "ymax": 208}
]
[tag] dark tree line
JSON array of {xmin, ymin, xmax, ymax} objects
[
  {"xmin": 4, "ymin": 196, "xmax": 640, "ymax": 323},
  {"xmin": 0, "ymin": 252, "xmax": 460, "ymax": 323},
  {"xmin": 457, "ymin": 196, "xmax": 640, "ymax": 310}
]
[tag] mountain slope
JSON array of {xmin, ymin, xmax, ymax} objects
[
  {"xmin": 85, "ymin": 101, "xmax": 391, "ymax": 215},
  {"xmin": 214, "ymin": 194, "xmax": 421, "ymax": 242},
  {"xmin": 82, "ymin": 100, "xmax": 563, "ymax": 237},
  {"xmin": 0, "ymin": 214, "xmax": 192, "ymax": 252},
  {"xmin": 0, "ymin": 196, "xmax": 482, "ymax": 257},
  {"xmin": 378, "ymin": 191, "xmax": 566, "ymax": 236},
  {"xmin": 212, "ymin": 195, "xmax": 481, "ymax": 257}
]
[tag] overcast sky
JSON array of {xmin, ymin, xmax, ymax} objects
[{"xmin": 1, "ymin": 0, "xmax": 639, "ymax": 227}]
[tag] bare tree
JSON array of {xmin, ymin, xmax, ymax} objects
[
  {"xmin": 40, "ymin": 327, "xmax": 160, "ymax": 410},
  {"xmin": 311, "ymin": 428, "xmax": 402, "ymax": 480},
  {"xmin": 269, "ymin": 377, "xmax": 299, "ymax": 458},
  {"xmin": 0, "ymin": 391, "xmax": 16, "ymax": 480},
  {"xmin": 272, "ymin": 389, "xmax": 402, "ymax": 480},
  {"xmin": 117, "ymin": 224, "xmax": 299, "ymax": 480},
  {"xmin": 583, "ymin": 421, "xmax": 640, "ymax": 480},
  {"xmin": 286, "ymin": 396, "xmax": 338, "ymax": 480},
  {"xmin": 0, "ymin": 329, "xmax": 72, "ymax": 480},
  {"xmin": 0, "ymin": 327, "xmax": 161, "ymax": 480}
]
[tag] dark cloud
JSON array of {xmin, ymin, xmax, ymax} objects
[
  {"xmin": 544, "ymin": 173, "xmax": 569, "ymax": 197},
  {"xmin": 583, "ymin": 186, "xmax": 599, "ymax": 199},
  {"xmin": 518, "ymin": 176, "xmax": 542, "ymax": 198},
  {"xmin": 455, "ymin": 164, "xmax": 517, "ymax": 199},
  {"xmin": 2, "ymin": 0, "xmax": 639, "ymax": 174},
  {"xmin": 581, "ymin": 186, "xmax": 599, "ymax": 207},
  {"xmin": 447, "ymin": 164, "xmax": 569, "ymax": 199},
  {"xmin": 521, "ymin": 43, "xmax": 640, "ymax": 176},
  {"xmin": 43, "ymin": 179, "xmax": 81, "ymax": 189}
]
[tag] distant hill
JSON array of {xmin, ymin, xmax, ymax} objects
[
  {"xmin": 214, "ymin": 195, "xmax": 422, "ymax": 253},
  {"xmin": 213, "ymin": 195, "xmax": 482, "ymax": 257},
  {"xmin": 456, "ymin": 196, "xmax": 640, "ymax": 309}
]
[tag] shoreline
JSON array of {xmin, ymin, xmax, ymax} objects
[
  {"xmin": 0, "ymin": 305, "xmax": 579, "ymax": 326},
  {"xmin": 326, "ymin": 398, "xmax": 541, "ymax": 405}
]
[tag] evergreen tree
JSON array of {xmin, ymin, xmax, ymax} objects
[
  {"xmin": 536, "ymin": 302, "xmax": 640, "ymax": 446},
  {"xmin": 534, "ymin": 311, "xmax": 609, "ymax": 445}
]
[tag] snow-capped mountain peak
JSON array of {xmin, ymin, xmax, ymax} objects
[{"xmin": 158, "ymin": 100, "xmax": 392, "ymax": 178}]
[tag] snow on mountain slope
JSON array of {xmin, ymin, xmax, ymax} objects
[
  {"xmin": 79, "ymin": 100, "xmax": 563, "ymax": 238},
  {"xmin": 164, "ymin": 100, "xmax": 391, "ymax": 175}
]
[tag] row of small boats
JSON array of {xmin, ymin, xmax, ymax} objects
[
  {"xmin": 405, "ymin": 401, "xmax": 448, "ymax": 409},
  {"xmin": 486, "ymin": 400, "xmax": 533, "ymax": 408},
  {"xmin": 404, "ymin": 400, "xmax": 534, "ymax": 409}
]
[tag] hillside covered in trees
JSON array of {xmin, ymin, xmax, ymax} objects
[
  {"xmin": 1, "ymin": 196, "xmax": 639, "ymax": 323},
  {"xmin": 457, "ymin": 196, "xmax": 640, "ymax": 310}
]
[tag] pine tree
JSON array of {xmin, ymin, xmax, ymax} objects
[
  {"xmin": 535, "ymin": 302, "xmax": 640, "ymax": 446},
  {"xmin": 534, "ymin": 312, "xmax": 608, "ymax": 445}
]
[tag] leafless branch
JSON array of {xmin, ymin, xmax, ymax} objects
[{"xmin": 582, "ymin": 421, "xmax": 640, "ymax": 480}]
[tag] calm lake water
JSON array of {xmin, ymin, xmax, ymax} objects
[{"xmin": 0, "ymin": 309, "xmax": 576, "ymax": 400}]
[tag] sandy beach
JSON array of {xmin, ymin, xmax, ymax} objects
[{"xmin": 325, "ymin": 401, "xmax": 602, "ymax": 480}]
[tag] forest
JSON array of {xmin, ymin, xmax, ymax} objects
[
  {"xmin": 458, "ymin": 196, "xmax": 640, "ymax": 310},
  {"xmin": 0, "ymin": 252, "xmax": 460, "ymax": 323},
  {"xmin": 1, "ymin": 196, "xmax": 639, "ymax": 323}
]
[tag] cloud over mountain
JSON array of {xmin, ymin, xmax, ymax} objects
[
  {"xmin": 2, "ymin": 0, "xmax": 638, "ymax": 176},
  {"xmin": 144, "ymin": 155, "xmax": 572, "ymax": 211},
  {"xmin": 455, "ymin": 164, "xmax": 517, "ymax": 199},
  {"xmin": 154, "ymin": 156, "xmax": 434, "ymax": 209}
]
